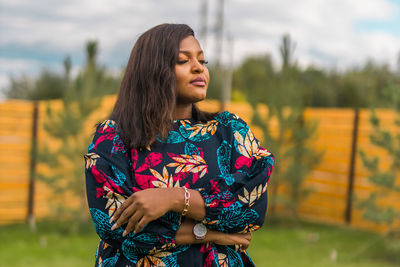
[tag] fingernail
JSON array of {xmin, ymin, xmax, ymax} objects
[
  {"xmin": 122, "ymin": 230, "xmax": 127, "ymax": 237},
  {"xmin": 111, "ymin": 223, "xmax": 117, "ymax": 231},
  {"xmin": 109, "ymin": 216, "xmax": 114, "ymax": 223}
]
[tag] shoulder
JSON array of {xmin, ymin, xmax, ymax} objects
[
  {"xmin": 214, "ymin": 111, "xmax": 249, "ymax": 132},
  {"xmin": 212, "ymin": 111, "xmax": 246, "ymax": 125},
  {"xmin": 95, "ymin": 119, "xmax": 118, "ymax": 135},
  {"xmin": 89, "ymin": 119, "xmax": 127, "ymax": 153}
]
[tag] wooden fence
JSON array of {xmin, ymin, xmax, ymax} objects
[{"xmin": 0, "ymin": 96, "xmax": 399, "ymax": 233}]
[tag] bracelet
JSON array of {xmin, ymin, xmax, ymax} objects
[{"xmin": 181, "ymin": 187, "xmax": 190, "ymax": 216}]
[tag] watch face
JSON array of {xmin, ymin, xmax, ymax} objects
[{"xmin": 193, "ymin": 223, "xmax": 207, "ymax": 239}]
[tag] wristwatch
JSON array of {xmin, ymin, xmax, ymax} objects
[{"xmin": 193, "ymin": 223, "xmax": 207, "ymax": 240}]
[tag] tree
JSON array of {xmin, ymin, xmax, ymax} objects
[
  {"xmin": 2, "ymin": 75, "xmax": 34, "ymax": 99},
  {"xmin": 37, "ymin": 41, "xmax": 110, "ymax": 228},
  {"xmin": 359, "ymin": 79, "xmax": 400, "ymax": 233},
  {"xmin": 233, "ymin": 35, "xmax": 321, "ymax": 219},
  {"xmin": 2, "ymin": 66, "xmax": 68, "ymax": 100}
]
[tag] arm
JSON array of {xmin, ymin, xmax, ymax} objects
[
  {"xmin": 110, "ymin": 186, "xmax": 251, "ymax": 249},
  {"xmin": 85, "ymin": 120, "xmax": 183, "ymax": 261},
  {"xmin": 194, "ymin": 113, "xmax": 275, "ymax": 233},
  {"xmin": 175, "ymin": 218, "xmax": 251, "ymax": 250}
]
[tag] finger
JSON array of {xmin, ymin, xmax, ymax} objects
[
  {"xmin": 243, "ymin": 232, "xmax": 252, "ymax": 241},
  {"xmin": 112, "ymin": 203, "xmax": 138, "ymax": 230},
  {"xmin": 110, "ymin": 198, "xmax": 132, "ymax": 223},
  {"xmin": 134, "ymin": 216, "xmax": 150, "ymax": 234},
  {"xmin": 238, "ymin": 238, "xmax": 250, "ymax": 247},
  {"xmin": 123, "ymin": 211, "xmax": 144, "ymax": 236}
]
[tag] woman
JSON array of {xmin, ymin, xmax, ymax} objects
[{"xmin": 85, "ymin": 23, "xmax": 274, "ymax": 267}]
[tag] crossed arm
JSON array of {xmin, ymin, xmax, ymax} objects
[{"xmin": 109, "ymin": 187, "xmax": 251, "ymax": 248}]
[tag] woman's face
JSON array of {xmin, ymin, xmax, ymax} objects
[{"xmin": 175, "ymin": 35, "xmax": 209, "ymax": 104}]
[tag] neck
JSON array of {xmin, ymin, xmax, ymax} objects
[{"xmin": 174, "ymin": 103, "xmax": 193, "ymax": 119}]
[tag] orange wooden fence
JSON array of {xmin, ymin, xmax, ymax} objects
[{"xmin": 0, "ymin": 96, "xmax": 399, "ymax": 233}]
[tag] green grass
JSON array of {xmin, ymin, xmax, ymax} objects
[
  {"xmin": 248, "ymin": 220, "xmax": 400, "ymax": 267},
  {"xmin": 0, "ymin": 221, "xmax": 99, "ymax": 267},
  {"xmin": 0, "ymin": 219, "xmax": 398, "ymax": 267}
]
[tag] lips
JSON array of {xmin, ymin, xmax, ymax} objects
[{"xmin": 190, "ymin": 77, "xmax": 206, "ymax": 87}]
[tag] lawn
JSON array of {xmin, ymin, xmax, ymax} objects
[{"xmin": 0, "ymin": 219, "xmax": 398, "ymax": 266}]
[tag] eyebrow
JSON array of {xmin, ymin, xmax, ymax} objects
[{"xmin": 179, "ymin": 50, "xmax": 204, "ymax": 56}]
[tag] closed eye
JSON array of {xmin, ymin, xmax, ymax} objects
[{"xmin": 176, "ymin": 60, "xmax": 188, "ymax": 64}]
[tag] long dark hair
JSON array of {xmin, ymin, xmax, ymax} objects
[{"xmin": 110, "ymin": 23, "xmax": 218, "ymax": 149}]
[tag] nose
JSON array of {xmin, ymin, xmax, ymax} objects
[{"xmin": 191, "ymin": 60, "xmax": 204, "ymax": 74}]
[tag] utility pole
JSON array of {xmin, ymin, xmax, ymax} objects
[
  {"xmin": 215, "ymin": 0, "xmax": 226, "ymax": 110},
  {"xmin": 214, "ymin": 0, "xmax": 224, "ymax": 67},
  {"xmin": 199, "ymin": 0, "xmax": 208, "ymax": 50},
  {"xmin": 222, "ymin": 33, "xmax": 233, "ymax": 109},
  {"xmin": 397, "ymin": 51, "xmax": 400, "ymax": 77}
]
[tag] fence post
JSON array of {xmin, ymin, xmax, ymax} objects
[
  {"xmin": 27, "ymin": 101, "xmax": 38, "ymax": 231},
  {"xmin": 345, "ymin": 107, "xmax": 359, "ymax": 224}
]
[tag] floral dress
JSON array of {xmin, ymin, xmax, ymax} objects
[{"xmin": 84, "ymin": 111, "xmax": 275, "ymax": 267}]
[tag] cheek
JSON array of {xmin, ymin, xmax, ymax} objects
[
  {"xmin": 175, "ymin": 67, "xmax": 188, "ymax": 86},
  {"xmin": 205, "ymin": 69, "xmax": 210, "ymax": 85}
]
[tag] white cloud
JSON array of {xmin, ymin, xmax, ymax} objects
[
  {"xmin": 0, "ymin": 0, "xmax": 400, "ymax": 90},
  {"xmin": 0, "ymin": 58, "xmax": 40, "ymax": 72},
  {"xmin": 221, "ymin": 0, "xmax": 400, "ymax": 69}
]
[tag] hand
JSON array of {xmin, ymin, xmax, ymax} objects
[
  {"xmin": 212, "ymin": 231, "xmax": 252, "ymax": 251},
  {"xmin": 109, "ymin": 188, "xmax": 176, "ymax": 236},
  {"xmin": 175, "ymin": 218, "xmax": 252, "ymax": 251}
]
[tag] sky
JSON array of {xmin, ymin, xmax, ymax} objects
[{"xmin": 1, "ymin": 0, "xmax": 400, "ymax": 93}]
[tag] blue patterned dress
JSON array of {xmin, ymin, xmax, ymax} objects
[{"xmin": 84, "ymin": 111, "xmax": 275, "ymax": 266}]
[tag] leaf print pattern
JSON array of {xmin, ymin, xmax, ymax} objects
[
  {"xmin": 85, "ymin": 152, "xmax": 100, "ymax": 169},
  {"xmin": 101, "ymin": 119, "xmax": 116, "ymax": 131},
  {"xmin": 238, "ymin": 183, "xmax": 267, "ymax": 207},
  {"xmin": 166, "ymin": 153, "xmax": 208, "ymax": 178},
  {"xmin": 185, "ymin": 120, "xmax": 219, "ymax": 138},
  {"xmin": 184, "ymin": 142, "xmax": 201, "ymax": 156},
  {"xmin": 136, "ymin": 152, "xmax": 163, "ymax": 172},
  {"xmin": 217, "ymin": 141, "xmax": 232, "ymax": 176},
  {"xmin": 102, "ymin": 251, "xmax": 120, "ymax": 267},
  {"xmin": 136, "ymin": 254, "xmax": 168, "ymax": 267},
  {"xmin": 159, "ymin": 130, "xmax": 186, "ymax": 144},
  {"xmin": 234, "ymin": 130, "xmax": 258, "ymax": 159},
  {"xmin": 111, "ymin": 165, "xmax": 127, "ymax": 186},
  {"xmin": 85, "ymin": 112, "xmax": 274, "ymax": 267},
  {"xmin": 218, "ymin": 253, "xmax": 229, "ymax": 267},
  {"xmin": 254, "ymin": 147, "xmax": 272, "ymax": 160},
  {"xmin": 238, "ymin": 224, "xmax": 260, "ymax": 233},
  {"xmin": 103, "ymin": 185, "xmax": 126, "ymax": 217},
  {"xmin": 111, "ymin": 134, "xmax": 127, "ymax": 154},
  {"xmin": 150, "ymin": 167, "xmax": 180, "ymax": 188}
]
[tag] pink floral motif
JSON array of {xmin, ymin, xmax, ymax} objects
[
  {"xmin": 200, "ymin": 243, "xmax": 215, "ymax": 267},
  {"xmin": 136, "ymin": 152, "xmax": 163, "ymax": 172},
  {"xmin": 97, "ymin": 121, "xmax": 116, "ymax": 134},
  {"xmin": 210, "ymin": 180, "xmax": 220, "ymax": 194},
  {"xmin": 111, "ymin": 137, "xmax": 126, "ymax": 155},
  {"xmin": 134, "ymin": 173, "xmax": 157, "ymax": 190},
  {"xmin": 234, "ymin": 155, "xmax": 252, "ymax": 170},
  {"xmin": 96, "ymin": 187, "xmax": 105, "ymax": 198},
  {"xmin": 173, "ymin": 172, "xmax": 190, "ymax": 182},
  {"xmin": 91, "ymin": 165, "xmax": 125, "ymax": 195},
  {"xmin": 192, "ymin": 172, "xmax": 200, "ymax": 184}
]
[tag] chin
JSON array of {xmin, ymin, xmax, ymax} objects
[{"xmin": 195, "ymin": 92, "xmax": 207, "ymax": 102}]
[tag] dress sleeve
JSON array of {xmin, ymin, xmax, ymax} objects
[
  {"xmin": 196, "ymin": 113, "xmax": 275, "ymax": 233},
  {"xmin": 84, "ymin": 120, "xmax": 182, "ymax": 262}
]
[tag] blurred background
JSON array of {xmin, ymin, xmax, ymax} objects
[{"xmin": 0, "ymin": 0, "xmax": 399, "ymax": 266}]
